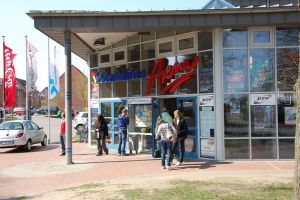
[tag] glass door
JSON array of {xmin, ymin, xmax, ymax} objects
[
  {"xmin": 100, "ymin": 100, "xmax": 126, "ymax": 150},
  {"xmin": 177, "ymin": 97, "xmax": 198, "ymax": 158}
]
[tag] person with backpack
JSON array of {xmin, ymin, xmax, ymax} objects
[
  {"xmin": 94, "ymin": 114, "xmax": 109, "ymax": 156},
  {"xmin": 155, "ymin": 119, "xmax": 177, "ymax": 170},
  {"xmin": 117, "ymin": 108, "xmax": 129, "ymax": 156}
]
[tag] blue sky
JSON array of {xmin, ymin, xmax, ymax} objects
[{"xmin": 0, "ymin": 0, "xmax": 209, "ymax": 91}]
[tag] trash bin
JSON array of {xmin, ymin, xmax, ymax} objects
[{"xmin": 128, "ymin": 134, "xmax": 139, "ymax": 154}]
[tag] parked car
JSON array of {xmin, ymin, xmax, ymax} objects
[
  {"xmin": 73, "ymin": 112, "xmax": 88, "ymax": 132},
  {"xmin": 37, "ymin": 106, "xmax": 59, "ymax": 115},
  {"xmin": 13, "ymin": 107, "xmax": 26, "ymax": 115},
  {"xmin": 0, "ymin": 120, "xmax": 47, "ymax": 151}
]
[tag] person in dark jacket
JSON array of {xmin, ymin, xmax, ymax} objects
[
  {"xmin": 94, "ymin": 114, "xmax": 109, "ymax": 156},
  {"xmin": 117, "ymin": 108, "xmax": 129, "ymax": 156},
  {"xmin": 172, "ymin": 110, "xmax": 188, "ymax": 166}
]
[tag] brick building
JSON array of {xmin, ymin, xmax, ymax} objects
[{"xmin": 0, "ymin": 78, "xmax": 27, "ymax": 108}]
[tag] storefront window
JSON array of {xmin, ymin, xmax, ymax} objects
[
  {"xmin": 100, "ymin": 53, "xmax": 110, "ymax": 63},
  {"xmin": 156, "ymin": 57, "xmax": 176, "ymax": 95},
  {"xmin": 199, "ymin": 51, "xmax": 213, "ymax": 93},
  {"xmin": 100, "ymin": 102, "xmax": 112, "ymax": 126},
  {"xmin": 223, "ymin": 29, "xmax": 248, "ymax": 48},
  {"xmin": 278, "ymin": 93, "xmax": 296, "ymax": 137},
  {"xmin": 141, "ymin": 32, "xmax": 155, "ymax": 42},
  {"xmin": 225, "ymin": 139, "xmax": 249, "ymax": 159},
  {"xmin": 200, "ymin": 106, "xmax": 215, "ymax": 137},
  {"xmin": 159, "ymin": 41, "xmax": 173, "ymax": 54},
  {"xmin": 253, "ymin": 30, "xmax": 271, "ymax": 43},
  {"xmin": 128, "ymin": 62, "xmax": 141, "ymax": 97},
  {"xmin": 114, "ymin": 51, "xmax": 125, "ymax": 61},
  {"xmin": 200, "ymin": 139, "xmax": 215, "ymax": 159},
  {"xmin": 128, "ymin": 44, "xmax": 140, "ymax": 62},
  {"xmin": 252, "ymin": 139, "xmax": 277, "ymax": 159},
  {"xmin": 176, "ymin": 54, "xmax": 197, "ymax": 94},
  {"xmin": 223, "ymin": 49, "xmax": 248, "ymax": 93},
  {"xmin": 127, "ymin": 34, "xmax": 140, "ymax": 45},
  {"xmin": 198, "ymin": 32, "xmax": 212, "ymax": 51},
  {"xmin": 179, "ymin": 37, "xmax": 194, "ymax": 51},
  {"xmin": 224, "ymin": 94, "xmax": 249, "ymax": 137},
  {"xmin": 177, "ymin": 99, "xmax": 196, "ymax": 129},
  {"xmin": 113, "ymin": 81, "xmax": 127, "ymax": 97},
  {"xmin": 251, "ymin": 105, "xmax": 276, "ymax": 137},
  {"xmin": 250, "ymin": 48, "xmax": 275, "ymax": 92},
  {"xmin": 141, "ymin": 42, "xmax": 155, "ymax": 60},
  {"xmin": 279, "ymin": 139, "xmax": 295, "ymax": 159},
  {"xmin": 276, "ymin": 28, "xmax": 300, "ymax": 47},
  {"xmin": 100, "ymin": 83, "xmax": 112, "ymax": 98},
  {"xmin": 156, "ymin": 31, "xmax": 174, "ymax": 39},
  {"xmin": 277, "ymin": 48, "xmax": 299, "ymax": 91},
  {"xmin": 142, "ymin": 60, "xmax": 156, "ymax": 96},
  {"xmin": 112, "ymin": 38, "xmax": 126, "ymax": 48}
]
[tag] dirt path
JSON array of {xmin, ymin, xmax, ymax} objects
[{"xmin": 28, "ymin": 169, "xmax": 293, "ymax": 200}]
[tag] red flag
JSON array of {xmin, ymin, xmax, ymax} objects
[{"xmin": 3, "ymin": 44, "xmax": 16, "ymax": 108}]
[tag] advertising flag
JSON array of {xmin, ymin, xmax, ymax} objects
[
  {"xmin": 26, "ymin": 42, "xmax": 38, "ymax": 92},
  {"xmin": 49, "ymin": 45, "xmax": 60, "ymax": 99},
  {"xmin": 3, "ymin": 44, "xmax": 17, "ymax": 108}
]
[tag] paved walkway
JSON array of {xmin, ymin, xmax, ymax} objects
[{"xmin": 0, "ymin": 143, "xmax": 295, "ymax": 199}]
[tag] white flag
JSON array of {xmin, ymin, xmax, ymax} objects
[
  {"xmin": 49, "ymin": 45, "xmax": 60, "ymax": 99},
  {"xmin": 26, "ymin": 42, "xmax": 38, "ymax": 92}
]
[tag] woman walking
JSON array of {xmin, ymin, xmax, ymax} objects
[
  {"xmin": 172, "ymin": 110, "xmax": 188, "ymax": 166},
  {"xmin": 94, "ymin": 114, "xmax": 109, "ymax": 156},
  {"xmin": 155, "ymin": 119, "xmax": 177, "ymax": 170}
]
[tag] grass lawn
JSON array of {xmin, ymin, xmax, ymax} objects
[{"xmin": 123, "ymin": 180, "xmax": 292, "ymax": 200}]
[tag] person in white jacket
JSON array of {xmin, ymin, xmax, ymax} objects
[{"xmin": 155, "ymin": 119, "xmax": 177, "ymax": 170}]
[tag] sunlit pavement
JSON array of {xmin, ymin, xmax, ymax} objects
[{"xmin": 0, "ymin": 142, "xmax": 294, "ymax": 199}]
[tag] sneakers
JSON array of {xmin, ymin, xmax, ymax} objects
[{"xmin": 176, "ymin": 162, "xmax": 182, "ymax": 166}]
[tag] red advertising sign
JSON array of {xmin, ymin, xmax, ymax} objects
[
  {"xmin": 3, "ymin": 44, "xmax": 17, "ymax": 108},
  {"xmin": 146, "ymin": 56, "xmax": 200, "ymax": 95}
]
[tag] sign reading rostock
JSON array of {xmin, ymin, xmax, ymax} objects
[{"xmin": 250, "ymin": 94, "xmax": 276, "ymax": 106}]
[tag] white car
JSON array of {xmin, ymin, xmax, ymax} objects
[
  {"xmin": 73, "ymin": 112, "xmax": 88, "ymax": 132},
  {"xmin": 0, "ymin": 120, "xmax": 47, "ymax": 151}
]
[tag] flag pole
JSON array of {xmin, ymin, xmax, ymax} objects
[
  {"xmin": 2, "ymin": 36, "xmax": 5, "ymax": 122},
  {"xmin": 25, "ymin": 35, "xmax": 29, "ymax": 120},
  {"xmin": 48, "ymin": 37, "xmax": 51, "ymax": 144}
]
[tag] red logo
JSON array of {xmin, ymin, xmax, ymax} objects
[{"xmin": 146, "ymin": 56, "xmax": 200, "ymax": 95}]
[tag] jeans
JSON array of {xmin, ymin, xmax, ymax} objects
[
  {"xmin": 173, "ymin": 137, "xmax": 185, "ymax": 163},
  {"xmin": 118, "ymin": 130, "xmax": 127, "ymax": 155},
  {"xmin": 161, "ymin": 140, "xmax": 172, "ymax": 167},
  {"xmin": 60, "ymin": 134, "xmax": 65, "ymax": 154},
  {"xmin": 97, "ymin": 137, "xmax": 108, "ymax": 155}
]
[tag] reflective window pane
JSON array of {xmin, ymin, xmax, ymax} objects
[
  {"xmin": 127, "ymin": 34, "xmax": 140, "ymax": 45},
  {"xmin": 156, "ymin": 57, "xmax": 176, "ymax": 95},
  {"xmin": 225, "ymin": 139, "xmax": 249, "ymax": 159},
  {"xmin": 128, "ymin": 62, "xmax": 141, "ymax": 97},
  {"xmin": 112, "ymin": 39, "xmax": 126, "ymax": 48},
  {"xmin": 142, "ymin": 60, "xmax": 156, "ymax": 96},
  {"xmin": 277, "ymin": 48, "xmax": 299, "ymax": 91},
  {"xmin": 250, "ymin": 48, "xmax": 275, "ymax": 92},
  {"xmin": 114, "ymin": 51, "xmax": 125, "ymax": 61},
  {"xmin": 159, "ymin": 41, "xmax": 172, "ymax": 54},
  {"xmin": 278, "ymin": 93, "xmax": 296, "ymax": 137},
  {"xmin": 200, "ymin": 106, "xmax": 215, "ymax": 137},
  {"xmin": 128, "ymin": 45, "xmax": 140, "ymax": 62},
  {"xmin": 141, "ymin": 32, "xmax": 155, "ymax": 42},
  {"xmin": 113, "ymin": 81, "xmax": 127, "ymax": 97},
  {"xmin": 198, "ymin": 32, "xmax": 212, "ymax": 51},
  {"xmin": 179, "ymin": 37, "xmax": 194, "ymax": 50},
  {"xmin": 276, "ymin": 28, "xmax": 300, "ymax": 47},
  {"xmin": 253, "ymin": 31, "xmax": 270, "ymax": 43},
  {"xmin": 224, "ymin": 94, "xmax": 249, "ymax": 137},
  {"xmin": 252, "ymin": 139, "xmax": 277, "ymax": 159},
  {"xmin": 156, "ymin": 31, "xmax": 174, "ymax": 39},
  {"xmin": 100, "ymin": 54, "xmax": 110, "ymax": 63},
  {"xmin": 251, "ymin": 105, "xmax": 276, "ymax": 137},
  {"xmin": 223, "ymin": 29, "xmax": 248, "ymax": 48},
  {"xmin": 223, "ymin": 49, "xmax": 248, "ymax": 93},
  {"xmin": 141, "ymin": 42, "xmax": 155, "ymax": 60},
  {"xmin": 99, "ymin": 83, "xmax": 112, "ymax": 98},
  {"xmin": 199, "ymin": 51, "xmax": 213, "ymax": 93},
  {"xmin": 100, "ymin": 102, "xmax": 112, "ymax": 128},
  {"xmin": 279, "ymin": 139, "xmax": 295, "ymax": 159},
  {"xmin": 178, "ymin": 99, "xmax": 196, "ymax": 128}
]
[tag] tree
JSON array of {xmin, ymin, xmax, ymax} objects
[
  {"xmin": 292, "ymin": 31, "xmax": 300, "ymax": 200},
  {"xmin": 75, "ymin": 75, "xmax": 88, "ymax": 111}
]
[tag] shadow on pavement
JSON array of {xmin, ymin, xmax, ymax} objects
[{"xmin": 0, "ymin": 144, "xmax": 59, "ymax": 154}]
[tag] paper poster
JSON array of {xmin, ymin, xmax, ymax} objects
[
  {"xmin": 227, "ymin": 70, "xmax": 246, "ymax": 92},
  {"xmin": 253, "ymin": 105, "xmax": 273, "ymax": 129},
  {"xmin": 201, "ymin": 139, "xmax": 215, "ymax": 158},
  {"xmin": 284, "ymin": 107, "xmax": 296, "ymax": 126},
  {"xmin": 135, "ymin": 104, "xmax": 152, "ymax": 128},
  {"xmin": 200, "ymin": 106, "xmax": 215, "ymax": 137},
  {"xmin": 230, "ymin": 101, "xmax": 240, "ymax": 114},
  {"xmin": 251, "ymin": 94, "xmax": 276, "ymax": 105},
  {"xmin": 91, "ymin": 83, "xmax": 99, "ymax": 99},
  {"xmin": 199, "ymin": 95, "xmax": 214, "ymax": 107}
]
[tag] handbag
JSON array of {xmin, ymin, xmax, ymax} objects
[
  {"xmin": 166, "ymin": 124, "xmax": 177, "ymax": 142},
  {"xmin": 105, "ymin": 135, "xmax": 111, "ymax": 144}
]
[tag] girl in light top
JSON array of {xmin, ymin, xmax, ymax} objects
[{"xmin": 155, "ymin": 119, "xmax": 177, "ymax": 170}]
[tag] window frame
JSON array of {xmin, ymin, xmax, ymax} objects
[
  {"xmin": 156, "ymin": 37, "xmax": 175, "ymax": 58},
  {"xmin": 98, "ymin": 50, "xmax": 112, "ymax": 68},
  {"xmin": 249, "ymin": 27, "xmax": 275, "ymax": 47},
  {"xmin": 113, "ymin": 47, "xmax": 127, "ymax": 65},
  {"xmin": 176, "ymin": 32, "xmax": 198, "ymax": 55}
]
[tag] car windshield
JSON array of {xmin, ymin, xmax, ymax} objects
[{"xmin": 0, "ymin": 122, "xmax": 24, "ymax": 130}]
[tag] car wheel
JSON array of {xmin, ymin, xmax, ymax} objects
[
  {"xmin": 24, "ymin": 140, "xmax": 32, "ymax": 152},
  {"xmin": 76, "ymin": 124, "xmax": 84, "ymax": 132},
  {"xmin": 41, "ymin": 136, "xmax": 47, "ymax": 146}
]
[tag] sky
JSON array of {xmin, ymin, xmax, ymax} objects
[{"xmin": 0, "ymin": 0, "xmax": 209, "ymax": 91}]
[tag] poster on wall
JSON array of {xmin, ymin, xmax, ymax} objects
[
  {"xmin": 230, "ymin": 101, "xmax": 240, "ymax": 114},
  {"xmin": 199, "ymin": 68, "xmax": 213, "ymax": 93},
  {"xmin": 227, "ymin": 71, "xmax": 246, "ymax": 92},
  {"xmin": 201, "ymin": 139, "xmax": 215, "ymax": 158},
  {"xmin": 284, "ymin": 107, "xmax": 296, "ymax": 126},
  {"xmin": 253, "ymin": 105, "xmax": 273, "ymax": 130},
  {"xmin": 200, "ymin": 106, "xmax": 215, "ymax": 137},
  {"xmin": 91, "ymin": 83, "xmax": 99, "ymax": 99},
  {"xmin": 199, "ymin": 95, "xmax": 214, "ymax": 107},
  {"xmin": 135, "ymin": 105, "xmax": 152, "ymax": 128},
  {"xmin": 250, "ymin": 94, "xmax": 276, "ymax": 105}
]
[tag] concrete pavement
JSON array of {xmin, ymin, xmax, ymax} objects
[{"xmin": 0, "ymin": 142, "xmax": 294, "ymax": 199}]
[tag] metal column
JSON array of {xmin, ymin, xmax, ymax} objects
[{"xmin": 64, "ymin": 31, "xmax": 73, "ymax": 164}]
